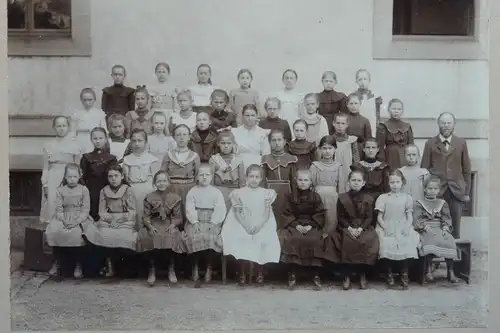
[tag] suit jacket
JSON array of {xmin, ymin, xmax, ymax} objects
[{"xmin": 420, "ymin": 135, "xmax": 471, "ymax": 201}]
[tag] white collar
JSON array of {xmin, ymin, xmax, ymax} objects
[{"xmin": 439, "ymin": 134, "xmax": 453, "ymax": 143}]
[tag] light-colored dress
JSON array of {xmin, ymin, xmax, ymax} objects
[
  {"xmin": 274, "ymin": 89, "xmax": 304, "ymax": 130},
  {"xmin": 161, "ymin": 149, "xmax": 200, "ymax": 203},
  {"xmin": 375, "ymin": 192, "xmax": 420, "ymax": 260},
  {"xmin": 40, "ymin": 136, "xmax": 82, "ymax": 224},
  {"xmin": 110, "ymin": 139, "xmax": 130, "ymax": 162},
  {"xmin": 209, "ymin": 153, "xmax": 246, "ymax": 212},
  {"xmin": 184, "ymin": 185, "xmax": 226, "ymax": 253},
  {"xmin": 358, "ymin": 90, "xmax": 385, "ymax": 135},
  {"xmin": 189, "ymin": 84, "xmax": 219, "ymax": 108},
  {"xmin": 83, "ymin": 184, "xmax": 137, "ymax": 250},
  {"xmin": 170, "ymin": 112, "xmax": 197, "ymax": 133},
  {"xmin": 301, "ymin": 113, "xmax": 329, "ymax": 144},
  {"xmin": 222, "ymin": 187, "xmax": 281, "ymax": 265},
  {"xmin": 334, "ymin": 135, "xmax": 360, "ymax": 193},
  {"xmin": 413, "ymin": 198, "xmax": 458, "ymax": 259},
  {"xmin": 123, "ymin": 152, "xmax": 158, "ymax": 226},
  {"xmin": 229, "ymin": 88, "xmax": 261, "ymax": 124},
  {"xmin": 45, "ymin": 184, "xmax": 93, "ymax": 247},
  {"xmin": 148, "ymin": 134, "xmax": 176, "ymax": 172},
  {"xmin": 231, "ymin": 125, "xmax": 271, "ymax": 170},
  {"xmin": 149, "ymin": 82, "xmax": 178, "ymax": 125},
  {"xmin": 68, "ymin": 108, "xmax": 108, "ymax": 154},
  {"xmin": 399, "ymin": 166, "xmax": 430, "ymax": 203},
  {"xmin": 310, "ymin": 161, "xmax": 343, "ymax": 233}
]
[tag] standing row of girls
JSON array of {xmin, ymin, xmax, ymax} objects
[{"xmin": 43, "ymin": 112, "xmax": 459, "ymax": 290}]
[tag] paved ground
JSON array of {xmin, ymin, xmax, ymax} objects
[{"xmin": 11, "ymin": 252, "xmax": 488, "ymax": 331}]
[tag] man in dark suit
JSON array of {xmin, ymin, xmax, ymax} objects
[{"xmin": 420, "ymin": 112, "xmax": 471, "ymax": 239}]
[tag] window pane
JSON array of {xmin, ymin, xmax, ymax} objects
[
  {"xmin": 8, "ymin": 0, "xmax": 27, "ymax": 30},
  {"xmin": 34, "ymin": 0, "xmax": 71, "ymax": 30},
  {"xmin": 393, "ymin": 0, "xmax": 475, "ymax": 36}
]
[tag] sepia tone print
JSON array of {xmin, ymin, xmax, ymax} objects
[{"xmin": 8, "ymin": 0, "xmax": 488, "ymax": 330}]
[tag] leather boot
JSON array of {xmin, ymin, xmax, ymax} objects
[
  {"xmin": 446, "ymin": 260, "xmax": 459, "ymax": 283},
  {"xmin": 147, "ymin": 265, "xmax": 156, "ymax": 286},
  {"xmin": 73, "ymin": 263, "xmax": 83, "ymax": 279},
  {"xmin": 359, "ymin": 273, "xmax": 367, "ymax": 289},
  {"xmin": 168, "ymin": 261, "xmax": 177, "ymax": 283},
  {"xmin": 105, "ymin": 258, "xmax": 114, "ymax": 278},
  {"xmin": 343, "ymin": 275, "xmax": 351, "ymax": 290},
  {"xmin": 288, "ymin": 272, "xmax": 296, "ymax": 290}
]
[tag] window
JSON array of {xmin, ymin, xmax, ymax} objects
[
  {"xmin": 393, "ymin": 0, "xmax": 475, "ymax": 37},
  {"xmin": 9, "ymin": 171, "xmax": 42, "ymax": 216},
  {"xmin": 372, "ymin": 0, "xmax": 488, "ymax": 60},
  {"xmin": 8, "ymin": 0, "xmax": 91, "ymax": 57}
]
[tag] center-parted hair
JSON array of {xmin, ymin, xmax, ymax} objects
[
  {"xmin": 108, "ymin": 113, "xmax": 127, "ymax": 138},
  {"xmin": 355, "ymin": 69, "xmax": 371, "ymax": 81},
  {"xmin": 282, "ymin": 69, "xmax": 298, "ymax": 81},
  {"xmin": 210, "ymin": 89, "xmax": 230, "ymax": 104},
  {"xmin": 268, "ymin": 128, "xmax": 285, "ymax": 142},
  {"xmin": 106, "ymin": 164, "xmax": 130, "ymax": 187},
  {"xmin": 424, "ymin": 175, "xmax": 441, "ymax": 188},
  {"xmin": 59, "ymin": 162, "xmax": 85, "ymax": 187},
  {"xmin": 264, "ymin": 96, "xmax": 282, "ymax": 110},
  {"xmin": 151, "ymin": 111, "xmax": 169, "ymax": 136},
  {"xmin": 293, "ymin": 118, "xmax": 309, "ymax": 130},
  {"xmin": 388, "ymin": 98, "xmax": 404, "ymax": 110},
  {"xmin": 197, "ymin": 64, "xmax": 212, "ymax": 85},
  {"xmin": 52, "ymin": 115, "xmax": 70, "ymax": 128},
  {"xmin": 242, "ymin": 104, "xmax": 259, "ymax": 116},
  {"xmin": 363, "ymin": 137, "xmax": 378, "ymax": 148},
  {"xmin": 153, "ymin": 169, "xmax": 170, "ymax": 186},
  {"xmin": 80, "ymin": 87, "xmax": 96, "ymax": 101},
  {"xmin": 246, "ymin": 164, "xmax": 263, "ymax": 177},
  {"xmin": 173, "ymin": 123, "xmax": 192, "ymax": 136},
  {"xmin": 321, "ymin": 70, "xmax": 337, "ymax": 83},
  {"xmin": 388, "ymin": 169, "xmax": 406, "ymax": 185},
  {"xmin": 90, "ymin": 126, "xmax": 111, "ymax": 153},
  {"xmin": 130, "ymin": 128, "xmax": 149, "ymax": 143},
  {"xmin": 237, "ymin": 69, "xmax": 254, "ymax": 88},
  {"xmin": 155, "ymin": 62, "xmax": 171, "ymax": 74},
  {"xmin": 318, "ymin": 135, "xmax": 337, "ymax": 148}
]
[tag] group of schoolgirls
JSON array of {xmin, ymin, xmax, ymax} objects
[{"xmin": 41, "ymin": 62, "xmax": 460, "ymax": 290}]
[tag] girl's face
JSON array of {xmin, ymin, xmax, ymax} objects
[
  {"xmin": 348, "ymin": 172, "xmax": 366, "ymax": 192},
  {"xmin": 356, "ymin": 72, "xmax": 370, "ymax": 90},
  {"xmin": 153, "ymin": 115, "xmax": 167, "ymax": 134},
  {"xmin": 108, "ymin": 169, "xmax": 123, "ymax": 188},
  {"xmin": 405, "ymin": 146, "xmax": 420, "ymax": 166},
  {"xmin": 111, "ymin": 67, "xmax": 126, "ymax": 85},
  {"xmin": 81, "ymin": 92, "xmax": 95, "ymax": 109},
  {"xmin": 333, "ymin": 116, "xmax": 349, "ymax": 134},
  {"xmin": 242, "ymin": 109, "xmax": 258, "ymax": 127},
  {"xmin": 53, "ymin": 117, "xmax": 70, "ymax": 137},
  {"xmin": 322, "ymin": 75, "xmax": 336, "ymax": 91},
  {"xmin": 155, "ymin": 173, "xmax": 169, "ymax": 191},
  {"xmin": 110, "ymin": 120, "xmax": 125, "ymax": 138},
  {"xmin": 282, "ymin": 71, "xmax": 297, "ymax": 90},
  {"xmin": 424, "ymin": 181, "xmax": 440, "ymax": 199},
  {"xmin": 293, "ymin": 123, "xmax": 307, "ymax": 140},
  {"xmin": 197, "ymin": 167, "xmax": 212, "ymax": 186},
  {"xmin": 246, "ymin": 170, "xmax": 262, "ymax": 188},
  {"xmin": 304, "ymin": 97, "xmax": 318, "ymax": 114},
  {"xmin": 270, "ymin": 133, "xmax": 285, "ymax": 152},
  {"xmin": 135, "ymin": 92, "xmax": 149, "ymax": 109},
  {"xmin": 196, "ymin": 112, "xmax": 211, "ymax": 131},
  {"xmin": 218, "ymin": 136, "xmax": 234, "ymax": 155},
  {"xmin": 238, "ymin": 72, "xmax": 252, "ymax": 89},
  {"xmin": 91, "ymin": 130, "xmax": 107, "ymax": 150},
  {"xmin": 388, "ymin": 102, "xmax": 404, "ymax": 120},
  {"xmin": 155, "ymin": 65, "xmax": 169, "ymax": 83},
  {"xmin": 320, "ymin": 143, "xmax": 335, "ymax": 160},
  {"xmin": 177, "ymin": 94, "xmax": 192, "ymax": 111},
  {"xmin": 131, "ymin": 133, "xmax": 147, "ymax": 153},
  {"xmin": 265, "ymin": 101, "xmax": 280, "ymax": 118},
  {"xmin": 296, "ymin": 172, "xmax": 312, "ymax": 191},
  {"xmin": 197, "ymin": 66, "xmax": 211, "ymax": 84},
  {"xmin": 347, "ymin": 97, "xmax": 361, "ymax": 114},
  {"xmin": 174, "ymin": 127, "xmax": 190, "ymax": 147},
  {"xmin": 65, "ymin": 168, "xmax": 80, "ymax": 187},
  {"xmin": 363, "ymin": 141, "xmax": 379, "ymax": 159},
  {"xmin": 211, "ymin": 96, "xmax": 226, "ymax": 111},
  {"xmin": 389, "ymin": 175, "xmax": 403, "ymax": 192}
]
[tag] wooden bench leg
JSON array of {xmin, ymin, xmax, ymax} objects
[
  {"xmin": 248, "ymin": 262, "xmax": 254, "ymax": 285},
  {"xmin": 221, "ymin": 255, "xmax": 227, "ymax": 285},
  {"xmin": 454, "ymin": 241, "xmax": 472, "ymax": 284}
]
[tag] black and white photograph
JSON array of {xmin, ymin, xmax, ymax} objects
[{"xmin": 7, "ymin": 0, "xmax": 490, "ymax": 331}]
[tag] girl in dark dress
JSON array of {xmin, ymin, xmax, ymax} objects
[
  {"xmin": 189, "ymin": 111, "xmax": 218, "ymax": 163},
  {"xmin": 259, "ymin": 97, "xmax": 293, "ymax": 142},
  {"xmin": 209, "ymin": 89, "xmax": 237, "ymax": 133},
  {"xmin": 286, "ymin": 119, "xmax": 316, "ymax": 169},
  {"xmin": 80, "ymin": 127, "xmax": 118, "ymax": 221},
  {"xmin": 279, "ymin": 169, "xmax": 326, "ymax": 290},
  {"xmin": 317, "ymin": 71, "xmax": 348, "ymax": 133},
  {"xmin": 101, "ymin": 65, "xmax": 136, "ymax": 121},
  {"xmin": 332, "ymin": 169, "xmax": 380, "ymax": 290},
  {"xmin": 261, "ymin": 129, "xmax": 298, "ymax": 220},
  {"xmin": 345, "ymin": 93, "xmax": 372, "ymax": 154},
  {"xmin": 376, "ymin": 98, "xmax": 414, "ymax": 171}
]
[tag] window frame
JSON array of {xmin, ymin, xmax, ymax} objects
[
  {"xmin": 8, "ymin": 0, "xmax": 91, "ymax": 57},
  {"xmin": 373, "ymin": 0, "xmax": 488, "ymax": 60}
]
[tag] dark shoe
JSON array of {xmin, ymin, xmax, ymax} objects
[
  {"xmin": 313, "ymin": 275, "xmax": 322, "ymax": 290},
  {"xmin": 288, "ymin": 273, "xmax": 296, "ymax": 290},
  {"xmin": 359, "ymin": 273, "xmax": 367, "ymax": 290},
  {"xmin": 342, "ymin": 276, "xmax": 351, "ymax": 290}
]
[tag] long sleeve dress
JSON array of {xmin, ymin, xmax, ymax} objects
[
  {"xmin": 189, "ymin": 129, "xmax": 218, "ymax": 163},
  {"xmin": 332, "ymin": 133, "xmax": 361, "ymax": 193},
  {"xmin": 231, "ymin": 125, "xmax": 271, "ymax": 170},
  {"xmin": 221, "ymin": 187, "xmax": 281, "ymax": 265},
  {"xmin": 375, "ymin": 192, "xmax": 420, "ymax": 260},
  {"xmin": 101, "ymin": 84, "xmax": 136, "ymax": 121},
  {"xmin": 286, "ymin": 139, "xmax": 316, "ymax": 170},
  {"xmin": 310, "ymin": 161, "xmax": 343, "ymax": 233},
  {"xmin": 45, "ymin": 184, "xmax": 94, "ymax": 247},
  {"xmin": 278, "ymin": 190, "xmax": 326, "ymax": 267},
  {"xmin": 210, "ymin": 109, "xmax": 238, "ymax": 132},
  {"xmin": 68, "ymin": 108, "xmax": 108, "ymax": 154},
  {"xmin": 376, "ymin": 119, "xmax": 414, "ymax": 171},
  {"xmin": 40, "ymin": 136, "xmax": 82, "ymax": 224},
  {"xmin": 413, "ymin": 198, "xmax": 458, "ymax": 259},
  {"xmin": 83, "ymin": 184, "xmax": 137, "ymax": 250},
  {"xmin": 329, "ymin": 190, "xmax": 379, "ymax": 265},
  {"xmin": 183, "ymin": 185, "xmax": 226, "ymax": 254},
  {"xmin": 301, "ymin": 113, "xmax": 330, "ymax": 145},
  {"xmin": 123, "ymin": 152, "xmax": 158, "ymax": 227},
  {"xmin": 259, "ymin": 117, "xmax": 293, "ymax": 142},
  {"xmin": 80, "ymin": 149, "xmax": 118, "ymax": 221},
  {"xmin": 209, "ymin": 153, "xmax": 246, "ymax": 212},
  {"xmin": 317, "ymin": 89, "xmax": 348, "ymax": 133},
  {"xmin": 161, "ymin": 149, "xmax": 200, "ymax": 204},
  {"xmin": 229, "ymin": 88, "xmax": 260, "ymax": 123},
  {"xmin": 261, "ymin": 153, "xmax": 298, "ymax": 219},
  {"xmin": 148, "ymin": 133, "xmax": 176, "ymax": 172},
  {"xmin": 136, "ymin": 190, "xmax": 185, "ymax": 253},
  {"xmin": 124, "ymin": 110, "xmax": 155, "ymax": 138},
  {"xmin": 399, "ymin": 166, "xmax": 430, "ymax": 203},
  {"xmin": 275, "ymin": 89, "xmax": 304, "ymax": 130},
  {"xmin": 351, "ymin": 159, "xmax": 390, "ymax": 204}
]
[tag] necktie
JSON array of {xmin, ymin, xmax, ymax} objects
[{"xmin": 443, "ymin": 140, "xmax": 449, "ymax": 151}]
